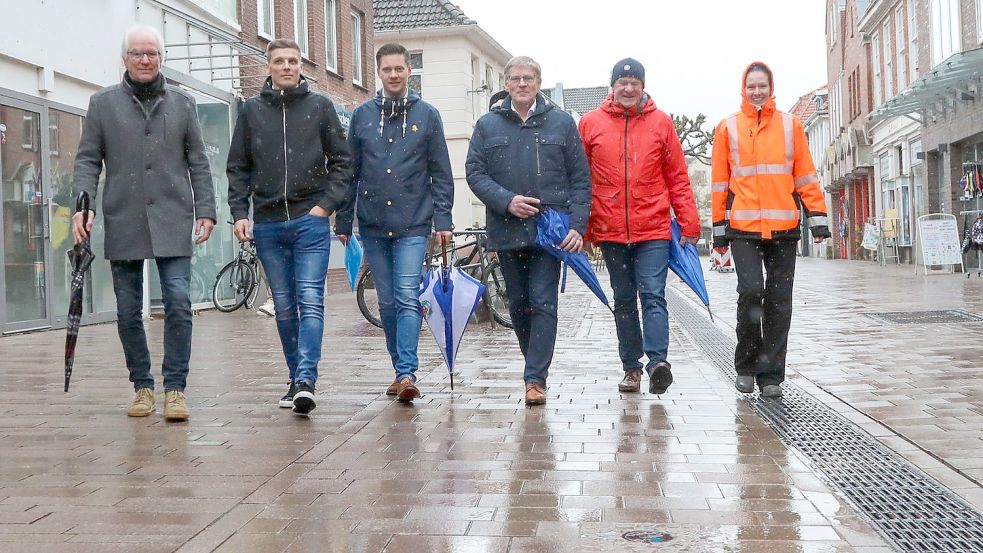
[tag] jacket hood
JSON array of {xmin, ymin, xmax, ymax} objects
[
  {"xmin": 740, "ymin": 61, "xmax": 776, "ymax": 118},
  {"xmin": 600, "ymin": 92, "xmax": 657, "ymax": 117},
  {"xmin": 372, "ymin": 88, "xmax": 421, "ymax": 106},
  {"xmin": 259, "ymin": 76, "xmax": 311, "ymax": 103}
]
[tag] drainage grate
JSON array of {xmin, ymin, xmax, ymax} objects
[
  {"xmin": 864, "ymin": 309, "xmax": 983, "ymax": 325},
  {"xmin": 666, "ymin": 288, "xmax": 983, "ymax": 553}
]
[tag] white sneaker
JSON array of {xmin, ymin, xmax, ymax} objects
[{"xmin": 256, "ymin": 300, "xmax": 275, "ymax": 317}]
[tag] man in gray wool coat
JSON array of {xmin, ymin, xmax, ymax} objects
[{"xmin": 71, "ymin": 24, "xmax": 216, "ymax": 421}]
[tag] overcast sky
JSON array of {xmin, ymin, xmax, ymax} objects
[{"xmin": 450, "ymin": 0, "xmax": 828, "ymax": 127}]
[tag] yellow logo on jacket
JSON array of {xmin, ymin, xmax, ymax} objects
[{"xmin": 411, "ymin": 124, "xmax": 418, "ymax": 132}]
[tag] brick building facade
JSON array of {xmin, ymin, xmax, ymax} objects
[{"xmin": 237, "ymin": 0, "xmax": 376, "ymax": 111}]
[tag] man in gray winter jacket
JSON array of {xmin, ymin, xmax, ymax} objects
[{"xmin": 72, "ymin": 24, "xmax": 216, "ymax": 421}]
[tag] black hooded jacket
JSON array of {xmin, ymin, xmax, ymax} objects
[{"xmin": 227, "ymin": 77, "xmax": 354, "ymax": 223}]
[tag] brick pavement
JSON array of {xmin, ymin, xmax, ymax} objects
[
  {"xmin": 0, "ymin": 271, "xmax": 896, "ymax": 552},
  {"xmin": 695, "ymin": 256, "xmax": 983, "ymax": 514}
]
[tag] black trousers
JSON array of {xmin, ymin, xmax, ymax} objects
[
  {"xmin": 730, "ymin": 239, "xmax": 798, "ymax": 387},
  {"xmin": 497, "ymin": 247, "xmax": 561, "ymax": 386}
]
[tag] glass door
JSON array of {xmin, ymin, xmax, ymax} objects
[{"xmin": 0, "ymin": 102, "xmax": 49, "ymax": 332}]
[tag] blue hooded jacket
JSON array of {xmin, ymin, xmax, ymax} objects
[
  {"xmin": 336, "ymin": 89, "xmax": 454, "ymax": 238},
  {"xmin": 465, "ymin": 93, "xmax": 592, "ymax": 251}
]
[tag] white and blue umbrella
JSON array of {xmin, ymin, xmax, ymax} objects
[{"xmin": 419, "ymin": 249, "xmax": 485, "ymax": 390}]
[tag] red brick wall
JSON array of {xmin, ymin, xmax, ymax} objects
[
  {"xmin": 238, "ymin": 0, "xmax": 375, "ymax": 110},
  {"xmin": 826, "ymin": 0, "xmax": 872, "ymax": 132}
]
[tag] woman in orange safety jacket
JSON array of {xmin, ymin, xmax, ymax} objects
[{"xmin": 710, "ymin": 61, "xmax": 831, "ymax": 398}]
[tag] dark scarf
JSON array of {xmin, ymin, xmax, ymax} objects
[{"xmin": 124, "ymin": 72, "xmax": 165, "ymax": 100}]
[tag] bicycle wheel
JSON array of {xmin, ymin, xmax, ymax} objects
[
  {"xmin": 482, "ymin": 259, "xmax": 512, "ymax": 328},
  {"xmin": 355, "ymin": 267, "xmax": 383, "ymax": 328},
  {"xmin": 212, "ymin": 261, "xmax": 257, "ymax": 313}
]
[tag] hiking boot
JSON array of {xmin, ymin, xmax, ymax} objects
[
  {"xmin": 524, "ymin": 383, "xmax": 547, "ymax": 406},
  {"xmin": 646, "ymin": 361, "xmax": 673, "ymax": 395},
  {"xmin": 386, "ymin": 380, "xmax": 399, "ymax": 396},
  {"xmin": 127, "ymin": 388, "xmax": 155, "ymax": 417},
  {"xmin": 163, "ymin": 391, "xmax": 190, "ymax": 421},
  {"xmin": 395, "ymin": 377, "xmax": 420, "ymax": 403},
  {"xmin": 279, "ymin": 381, "xmax": 297, "ymax": 408},
  {"xmin": 618, "ymin": 370, "xmax": 643, "ymax": 393},
  {"xmin": 760, "ymin": 384, "xmax": 783, "ymax": 398},
  {"xmin": 735, "ymin": 376, "xmax": 755, "ymax": 393},
  {"xmin": 292, "ymin": 382, "xmax": 316, "ymax": 415}
]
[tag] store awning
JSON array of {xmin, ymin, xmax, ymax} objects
[{"xmin": 869, "ymin": 47, "xmax": 983, "ymax": 123}]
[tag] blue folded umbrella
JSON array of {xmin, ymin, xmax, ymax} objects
[
  {"xmin": 535, "ymin": 208, "xmax": 612, "ymax": 312},
  {"xmin": 344, "ymin": 234, "xmax": 363, "ymax": 292},
  {"xmin": 669, "ymin": 218, "xmax": 713, "ymax": 320}
]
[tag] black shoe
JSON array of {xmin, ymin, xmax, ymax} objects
[
  {"xmin": 279, "ymin": 381, "xmax": 297, "ymax": 408},
  {"xmin": 646, "ymin": 361, "xmax": 673, "ymax": 394},
  {"xmin": 292, "ymin": 382, "xmax": 316, "ymax": 415}
]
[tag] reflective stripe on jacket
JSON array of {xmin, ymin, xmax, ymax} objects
[
  {"xmin": 711, "ymin": 62, "xmax": 828, "ymax": 241},
  {"xmin": 579, "ymin": 93, "xmax": 700, "ymax": 244}
]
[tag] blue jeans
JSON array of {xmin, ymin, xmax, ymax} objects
[
  {"xmin": 253, "ymin": 214, "xmax": 331, "ymax": 386},
  {"xmin": 497, "ymin": 247, "xmax": 561, "ymax": 386},
  {"xmin": 110, "ymin": 257, "xmax": 192, "ymax": 392},
  {"xmin": 362, "ymin": 235, "xmax": 428, "ymax": 382},
  {"xmin": 599, "ymin": 240, "xmax": 671, "ymax": 372}
]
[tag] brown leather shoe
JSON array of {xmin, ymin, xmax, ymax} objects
[
  {"xmin": 524, "ymin": 383, "xmax": 546, "ymax": 406},
  {"xmin": 395, "ymin": 377, "xmax": 419, "ymax": 403},
  {"xmin": 618, "ymin": 370, "xmax": 643, "ymax": 393},
  {"xmin": 386, "ymin": 380, "xmax": 398, "ymax": 396}
]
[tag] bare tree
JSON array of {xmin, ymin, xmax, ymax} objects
[{"xmin": 672, "ymin": 113, "xmax": 713, "ymax": 165}]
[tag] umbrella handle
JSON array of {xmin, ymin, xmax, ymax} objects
[
  {"xmin": 441, "ymin": 241, "xmax": 449, "ymax": 268},
  {"xmin": 76, "ymin": 191, "xmax": 90, "ymax": 227}
]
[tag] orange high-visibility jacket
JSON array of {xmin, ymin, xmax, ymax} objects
[{"xmin": 711, "ymin": 62, "xmax": 829, "ymax": 243}]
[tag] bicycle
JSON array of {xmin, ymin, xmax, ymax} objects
[
  {"xmin": 212, "ymin": 237, "xmax": 262, "ymax": 312},
  {"xmin": 356, "ymin": 229, "xmax": 512, "ymax": 329}
]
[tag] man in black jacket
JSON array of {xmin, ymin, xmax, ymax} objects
[
  {"xmin": 226, "ymin": 39, "xmax": 353, "ymax": 416},
  {"xmin": 465, "ymin": 56, "xmax": 592, "ymax": 406}
]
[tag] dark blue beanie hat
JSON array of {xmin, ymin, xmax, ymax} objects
[{"xmin": 611, "ymin": 58, "xmax": 645, "ymax": 86}]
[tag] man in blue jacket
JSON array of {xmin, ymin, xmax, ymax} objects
[
  {"xmin": 226, "ymin": 39, "xmax": 353, "ymax": 416},
  {"xmin": 465, "ymin": 56, "xmax": 592, "ymax": 406},
  {"xmin": 336, "ymin": 43, "xmax": 454, "ymax": 403}
]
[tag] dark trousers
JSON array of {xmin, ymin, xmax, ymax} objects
[
  {"xmin": 730, "ymin": 239, "xmax": 797, "ymax": 388},
  {"xmin": 497, "ymin": 247, "xmax": 561, "ymax": 386},
  {"xmin": 110, "ymin": 257, "xmax": 193, "ymax": 392}
]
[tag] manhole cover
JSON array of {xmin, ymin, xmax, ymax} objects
[
  {"xmin": 622, "ymin": 531, "xmax": 673, "ymax": 543},
  {"xmin": 864, "ymin": 309, "xmax": 983, "ymax": 324}
]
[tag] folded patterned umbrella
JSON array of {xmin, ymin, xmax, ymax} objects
[
  {"xmin": 64, "ymin": 191, "xmax": 96, "ymax": 392},
  {"xmin": 419, "ymin": 245, "xmax": 485, "ymax": 391}
]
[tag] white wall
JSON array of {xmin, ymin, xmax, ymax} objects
[{"xmin": 0, "ymin": 0, "xmax": 137, "ymax": 108}]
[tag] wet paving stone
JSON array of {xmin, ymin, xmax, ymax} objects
[{"xmin": 0, "ymin": 264, "xmax": 905, "ymax": 551}]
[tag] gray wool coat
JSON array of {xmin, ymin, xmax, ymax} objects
[{"xmin": 72, "ymin": 80, "xmax": 216, "ymax": 260}]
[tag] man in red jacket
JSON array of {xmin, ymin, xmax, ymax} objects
[{"xmin": 579, "ymin": 58, "xmax": 701, "ymax": 395}]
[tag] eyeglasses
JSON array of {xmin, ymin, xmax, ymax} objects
[
  {"xmin": 127, "ymin": 50, "xmax": 161, "ymax": 61},
  {"xmin": 506, "ymin": 75, "xmax": 538, "ymax": 84}
]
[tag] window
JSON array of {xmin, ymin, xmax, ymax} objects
[
  {"xmin": 883, "ymin": 20, "xmax": 894, "ymax": 99},
  {"xmin": 828, "ymin": 5, "xmax": 838, "ymax": 49},
  {"xmin": 978, "ymin": 0, "xmax": 983, "ymax": 43},
  {"xmin": 930, "ymin": 0, "xmax": 960, "ymax": 66},
  {"xmin": 896, "ymin": 6, "xmax": 908, "ymax": 88},
  {"xmin": 324, "ymin": 0, "xmax": 337, "ymax": 71},
  {"xmin": 351, "ymin": 11, "xmax": 363, "ymax": 86},
  {"xmin": 294, "ymin": 0, "xmax": 309, "ymax": 57},
  {"xmin": 21, "ymin": 113, "xmax": 37, "ymax": 151},
  {"xmin": 872, "ymin": 33, "xmax": 882, "ymax": 105},
  {"xmin": 408, "ymin": 51, "xmax": 423, "ymax": 95},
  {"xmin": 485, "ymin": 64, "xmax": 494, "ymax": 93},
  {"xmin": 257, "ymin": 0, "xmax": 274, "ymax": 38},
  {"xmin": 48, "ymin": 111, "xmax": 59, "ymax": 157}
]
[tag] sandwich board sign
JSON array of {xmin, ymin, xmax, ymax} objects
[{"xmin": 915, "ymin": 213, "xmax": 963, "ymax": 275}]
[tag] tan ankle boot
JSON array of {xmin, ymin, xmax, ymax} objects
[
  {"xmin": 127, "ymin": 388, "xmax": 155, "ymax": 417},
  {"xmin": 163, "ymin": 391, "xmax": 190, "ymax": 421}
]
